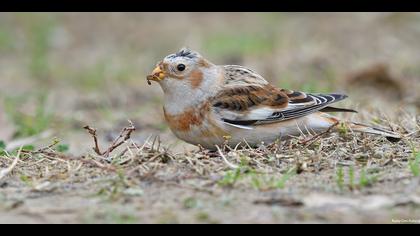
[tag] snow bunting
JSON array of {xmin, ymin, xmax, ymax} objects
[{"xmin": 147, "ymin": 48, "xmax": 401, "ymax": 150}]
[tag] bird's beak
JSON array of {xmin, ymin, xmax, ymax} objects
[{"xmin": 147, "ymin": 64, "xmax": 166, "ymax": 85}]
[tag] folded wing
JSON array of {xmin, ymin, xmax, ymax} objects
[{"xmin": 214, "ymin": 66, "xmax": 352, "ymax": 129}]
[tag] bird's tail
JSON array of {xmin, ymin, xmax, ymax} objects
[{"xmin": 342, "ymin": 121, "xmax": 402, "ymax": 142}]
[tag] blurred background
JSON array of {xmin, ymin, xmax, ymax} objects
[{"xmin": 0, "ymin": 13, "xmax": 419, "ymax": 153}]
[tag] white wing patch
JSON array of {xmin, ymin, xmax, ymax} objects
[
  {"xmin": 215, "ymin": 93, "xmax": 349, "ymax": 129},
  {"xmin": 223, "ymin": 122, "xmax": 254, "ymax": 130}
]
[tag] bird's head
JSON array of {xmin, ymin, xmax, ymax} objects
[{"xmin": 147, "ymin": 48, "xmax": 219, "ymax": 93}]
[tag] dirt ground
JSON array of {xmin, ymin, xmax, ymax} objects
[{"xmin": 0, "ymin": 13, "xmax": 419, "ymax": 224}]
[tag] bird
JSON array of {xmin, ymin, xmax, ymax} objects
[{"xmin": 146, "ymin": 48, "xmax": 402, "ymax": 150}]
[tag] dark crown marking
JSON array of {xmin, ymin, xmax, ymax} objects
[{"xmin": 175, "ymin": 48, "xmax": 197, "ymax": 59}]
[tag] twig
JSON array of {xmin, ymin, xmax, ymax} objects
[
  {"xmin": 26, "ymin": 139, "xmax": 60, "ymax": 155},
  {"xmin": 299, "ymin": 121, "xmax": 339, "ymax": 147},
  {"xmin": 83, "ymin": 120, "xmax": 136, "ymax": 158},
  {"xmin": 0, "ymin": 147, "xmax": 22, "ymax": 181},
  {"xmin": 216, "ymin": 145, "xmax": 239, "ymax": 169},
  {"xmin": 83, "ymin": 126, "xmax": 103, "ymax": 155},
  {"xmin": 103, "ymin": 120, "xmax": 136, "ymax": 158}
]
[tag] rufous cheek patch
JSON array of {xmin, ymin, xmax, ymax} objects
[{"xmin": 189, "ymin": 69, "xmax": 204, "ymax": 89}]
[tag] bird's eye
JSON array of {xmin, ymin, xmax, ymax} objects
[{"xmin": 176, "ymin": 64, "xmax": 186, "ymax": 71}]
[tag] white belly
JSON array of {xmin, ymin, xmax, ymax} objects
[
  {"xmin": 226, "ymin": 113, "xmax": 336, "ymax": 147},
  {"xmin": 173, "ymin": 112, "xmax": 336, "ymax": 150}
]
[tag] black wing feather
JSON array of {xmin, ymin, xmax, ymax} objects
[
  {"xmin": 267, "ymin": 94, "xmax": 347, "ymax": 121},
  {"xmin": 222, "ymin": 93, "xmax": 349, "ymax": 126}
]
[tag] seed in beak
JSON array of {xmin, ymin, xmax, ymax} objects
[{"xmin": 146, "ymin": 65, "xmax": 165, "ymax": 85}]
